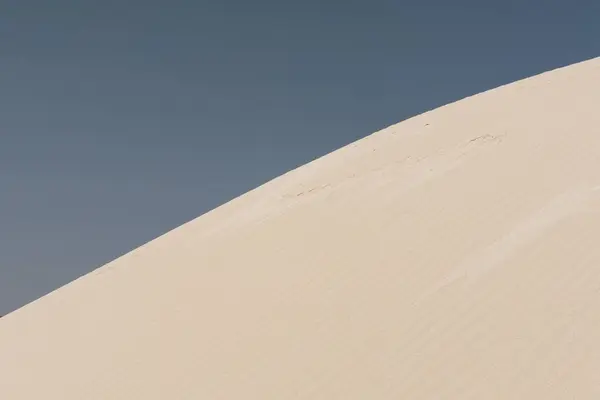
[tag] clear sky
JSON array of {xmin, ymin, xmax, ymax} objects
[{"xmin": 1, "ymin": 0, "xmax": 598, "ymax": 315}]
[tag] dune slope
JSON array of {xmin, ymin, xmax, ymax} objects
[{"xmin": 2, "ymin": 57, "xmax": 600, "ymax": 399}]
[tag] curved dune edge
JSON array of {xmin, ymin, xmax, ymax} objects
[{"xmin": 2, "ymin": 57, "xmax": 600, "ymax": 398}]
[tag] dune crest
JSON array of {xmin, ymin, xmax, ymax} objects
[{"xmin": 2, "ymin": 57, "xmax": 600, "ymax": 399}]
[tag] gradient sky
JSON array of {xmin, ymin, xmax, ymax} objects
[{"xmin": 1, "ymin": 0, "xmax": 598, "ymax": 315}]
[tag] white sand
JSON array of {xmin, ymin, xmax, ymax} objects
[{"xmin": 2, "ymin": 57, "xmax": 600, "ymax": 399}]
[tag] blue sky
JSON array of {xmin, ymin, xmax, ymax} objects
[{"xmin": 1, "ymin": 0, "xmax": 598, "ymax": 314}]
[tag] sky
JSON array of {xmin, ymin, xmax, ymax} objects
[{"xmin": 0, "ymin": 0, "xmax": 598, "ymax": 315}]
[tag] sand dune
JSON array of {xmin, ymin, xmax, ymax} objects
[{"xmin": 2, "ymin": 57, "xmax": 600, "ymax": 398}]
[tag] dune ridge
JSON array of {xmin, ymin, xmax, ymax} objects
[{"xmin": 1, "ymin": 57, "xmax": 600, "ymax": 398}]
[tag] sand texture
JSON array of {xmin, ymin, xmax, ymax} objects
[{"xmin": 2, "ymin": 57, "xmax": 600, "ymax": 399}]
